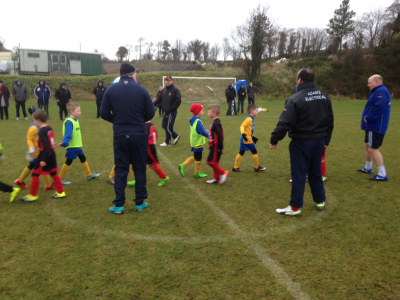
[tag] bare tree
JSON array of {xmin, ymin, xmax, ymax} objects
[
  {"xmin": 350, "ymin": 18, "xmax": 365, "ymax": 49},
  {"xmin": 188, "ymin": 40, "xmax": 203, "ymax": 61},
  {"xmin": 156, "ymin": 41, "xmax": 163, "ymax": 60},
  {"xmin": 202, "ymin": 41, "xmax": 211, "ymax": 61},
  {"xmin": 210, "ymin": 43, "xmax": 221, "ymax": 60},
  {"xmin": 278, "ymin": 29, "xmax": 288, "ymax": 57},
  {"xmin": 0, "ymin": 36, "xmax": 6, "ymax": 51},
  {"xmin": 171, "ymin": 39, "xmax": 182, "ymax": 61},
  {"xmin": 137, "ymin": 37, "xmax": 145, "ymax": 59},
  {"xmin": 222, "ymin": 37, "xmax": 231, "ymax": 61},
  {"xmin": 143, "ymin": 42, "xmax": 154, "ymax": 60},
  {"xmin": 362, "ymin": 8, "xmax": 386, "ymax": 48},
  {"xmin": 187, "ymin": 46, "xmax": 193, "ymax": 61},
  {"xmin": 287, "ymin": 29, "xmax": 297, "ymax": 55},
  {"xmin": 125, "ymin": 44, "xmax": 133, "ymax": 61}
]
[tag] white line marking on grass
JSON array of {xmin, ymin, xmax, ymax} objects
[{"xmin": 158, "ymin": 149, "xmax": 311, "ymax": 300}]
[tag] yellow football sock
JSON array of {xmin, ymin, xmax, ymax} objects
[
  {"xmin": 130, "ymin": 164, "xmax": 135, "ymax": 175},
  {"xmin": 18, "ymin": 167, "xmax": 31, "ymax": 182},
  {"xmin": 195, "ymin": 161, "xmax": 201, "ymax": 175},
  {"xmin": 109, "ymin": 166, "xmax": 115, "ymax": 179},
  {"xmin": 234, "ymin": 154, "xmax": 243, "ymax": 169},
  {"xmin": 182, "ymin": 156, "xmax": 195, "ymax": 167},
  {"xmin": 42, "ymin": 175, "xmax": 51, "ymax": 187},
  {"xmin": 252, "ymin": 154, "xmax": 259, "ymax": 169},
  {"xmin": 59, "ymin": 164, "xmax": 70, "ymax": 180},
  {"xmin": 81, "ymin": 162, "xmax": 91, "ymax": 177}
]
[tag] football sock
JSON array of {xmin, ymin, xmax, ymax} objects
[
  {"xmin": 59, "ymin": 164, "xmax": 69, "ymax": 180},
  {"xmin": 109, "ymin": 166, "xmax": 115, "ymax": 179},
  {"xmin": 377, "ymin": 166, "xmax": 386, "ymax": 176},
  {"xmin": 365, "ymin": 161, "xmax": 373, "ymax": 170},
  {"xmin": 321, "ymin": 161, "xmax": 326, "ymax": 177},
  {"xmin": 252, "ymin": 154, "xmax": 259, "ymax": 169},
  {"xmin": 42, "ymin": 175, "xmax": 51, "ymax": 187},
  {"xmin": 214, "ymin": 163, "xmax": 226, "ymax": 175},
  {"xmin": 30, "ymin": 176, "xmax": 40, "ymax": 197},
  {"xmin": 152, "ymin": 165, "xmax": 167, "ymax": 179},
  {"xmin": 213, "ymin": 169, "xmax": 220, "ymax": 181},
  {"xmin": 195, "ymin": 161, "xmax": 201, "ymax": 175},
  {"xmin": 182, "ymin": 156, "xmax": 195, "ymax": 168},
  {"xmin": 19, "ymin": 167, "xmax": 31, "ymax": 182},
  {"xmin": 52, "ymin": 174, "xmax": 64, "ymax": 194},
  {"xmin": 234, "ymin": 154, "xmax": 243, "ymax": 169},
  {"xmin": 291, "ymin": 206, "xmax": 300, "ymax": 211},
  {"xmin": 81, "ymin": 162, "xmax": 91, "ymax": 177}
]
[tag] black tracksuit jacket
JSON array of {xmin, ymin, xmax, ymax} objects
[{"xmin": 153, "ymin": 84, "xmax": 181, "ymax": 115}]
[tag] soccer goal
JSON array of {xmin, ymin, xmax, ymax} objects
[{"xmin": 162, "ymin": 76, "xmax": 236, "ymax": 102}]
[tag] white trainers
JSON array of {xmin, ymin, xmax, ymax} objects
[
  {"xmin": 159, "ymin": 142, "xmax": 171, "ymax": 147},
  {"xmin": 16, "ymin": 117, "xmax": 19, "ymax": 120},
  {"xmin": 218, "ymin": 171, "xmax": 229, "ymax": 185},
  {"xmin": 24, "ymin": 117, "xmax": 28, "ymax": 120},
  {"xmin": 276, "ymin": 205, "xmax": 301, "ymax": 216},
  {"xmin": 173, "ymin": 135, "xmax": 181, "ymax": 145},
  {"xmin": 206, "ymin": 178, "xmax": 218, "ymax": 184}
]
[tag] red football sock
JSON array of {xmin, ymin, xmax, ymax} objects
[
  {"xmin": 213, "ymin": 168, "xmax": 220, "ymax": 181},
  {"xmin": 213, "ymin": 163, "xmax": 226, "ymax": 175},
  {"xmin": 30, "ymin": 176, "xmax": 40, "ymax": 196},
  {"xmin": 151, "ymin": 165, "xmax": 167, "ymax": 179},
  {"xmin": 321, "ymin": 161, "xmax": 326, "ymax": 177},
  {"xmin": 52, "ymin": 174, "xmax": 64, "ymax": 194},
  {"xmin": 291, "ymin": 206, "xmax": 300, "ymax": 211}
]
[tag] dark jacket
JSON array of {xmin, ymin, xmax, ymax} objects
[
  {"xmin": 93, "ymin": 80, "xmax": 107, "ymax": 104},
  {"xmin": 34, "ymin": 79, "xmax": 51, "ymax": 105},
  {"xmin": 12, "ymin": 79, "xmax": 28, "ymax": 102},
  {"xmin": 155, "ymin": 90, "xmax": 162, "ymax": 108},
  {"xmin": 270, "ymin": 82, "xmax": 334, "ymax": 144},
  {"xmin": 55, "ymin": 82, "xmax": 71, "ymax": 106},
  {"xmin": 153, "ymin": 84, "xmax": 181, "ymax": 115},
  {"xmin": 0, "ymin": 85, "xmax": 11, "ymax": 107},
  {"xmin": 291, "ymin": 85, "xmax": 297, "ymax": 95},
  {"xmin": 361, "ymin": 84, "xmax": 391, "ymax": 135},
  {"xmin": 247, "ymin": 85, "xmax": 259, "ymax": 98},
  {"xmin": 100, "ymin": 76, "xmax": 154, "ymax": 137},
  {"xmin": 238, "ymin": 87, "xmax": 246, "ymax": 100},
  {"xmin": 225, "ymin": 86, "xmax": 236, "ymax": 101}
]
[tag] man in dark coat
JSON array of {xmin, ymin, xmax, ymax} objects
[
  {"xmin": 55, "ymin": 82, "xmax": 71, "ymax": 120},
  {"xmin": 237, "ymin": 84, "xmax": 246, "ymax": 114},
  {"xmin": 153, "ymin": 76, "xmax": 182, "ymax": 146},
  {"xmin": 93, "ymin": 79, "xmax": 107, "ymax": 118},
  {"xmin": 247, "ymin": 82, "xmax": 259, "ymax": 105},
  {"xmin": 34, "ymin": 78, "xmax": 51, "ymax": 117},
  {"xmin": 101, "ymin": 63, "xmax": 154, "ymax": 214},
  {"xmin": 12, "ymin": 78, "xmax": 28, "ymax": 120},
  {"xmin": 0, "ymin": 80, "xmax": 11, "ymax": 120},
  {"xmin": 225, "ymin": 83, "xmax": 236, "ymax": 116}
]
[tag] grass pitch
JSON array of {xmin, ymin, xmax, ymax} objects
[{"xmin": 0, "ymin": 98, "xmax": 399, "ymax": 299}]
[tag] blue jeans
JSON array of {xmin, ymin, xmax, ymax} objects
[
  {"xmin": 113, "ymin": 134, "xmax": 148, "ymax": 207},
  {"xmin": 289, "ymin": 139, "xmax": 325, "ymax": 208},
  {"xmin": 248, "ymin": 97, "xmax": 255, "ymax": 105},
  {"xmin": 162, "ymin": 111, "xmax": 179, "ymax": 144},
  {"xmin": 237, "ymin": 100, "xmax": 245, "ymax": 113}
]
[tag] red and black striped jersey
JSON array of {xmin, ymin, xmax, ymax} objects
[
  {"xmin": 38, "ymin": 126, "xmax": 56, "ymax": 162},
  {"xmin": 208, "ymin": 118, "xmax": 224, "ymax": 150},
  {"xmin": 145, "ymin": 122, "xmax": 158, "ymax": 146}
]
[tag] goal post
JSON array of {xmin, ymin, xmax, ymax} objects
[{"xmin": 162, "ymin": 76, "xmax": 237, "ymax": 102}]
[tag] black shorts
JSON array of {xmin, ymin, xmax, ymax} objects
[
  {"xmin": 365, "ymin": 130, "xmax": 384, "ymax": 149},
  {"xmin": 32, "ymin": 152, "xmax": 59, "ymax": 175},
  {"xmin": 147, "ymin": 144, "xmax": 160, "ymax": 167},
  {"xmin": 207, "ymin": 146, "xmax": 222, "ymax": 163}
]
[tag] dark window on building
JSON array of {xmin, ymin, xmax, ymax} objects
[
  {"xmin": 70, "ymin": 55, "xmax": 81, "ymax": 61},
  {"xmin": 28, "ymin": 53, "xmax": 40, "ymax": 58},
  {"xmin": 52, "ymin": 55, "xmax": 59, "ymax": 63},
  {"xmin": 60, "ymin": 55, "xmax": 66, "ymax": 63}
]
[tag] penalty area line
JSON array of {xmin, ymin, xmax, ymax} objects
[{"xmin": 158, "ymin": 149, "xmax": 311, "ymax": 300}]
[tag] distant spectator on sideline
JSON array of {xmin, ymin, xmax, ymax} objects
[
  {"xmin": 12, "ymin": 78, "xmax": 28, "ymax": 120},
  {"xmin": 225, "ymin": 83, "xmax": 236, "ymax": 116},
  {"xmin": 55, "ymin": 82, "xmax": 71, "ymax": 120},
  {"xmin": 156, "ymin": 86, "xmax": 164, "ymax": 118},
  {"xmin": 237, "ymin": 84, "xmax": 246, "ymax": 114},
  {"xmin": 34, "ymin": 78, "xmax": 51, "ymax": 117},
  {"xmin": 0, "ymin": 80, "xmax": 11, "ymax": 120},
  {"xmin": 357, "ymin": 74, "xmax": 391, "ymax": 181},
  {"xmin": 247, "ymin": 82, "xmax": 259, "ymax": 105},
  {"xmin": 93, "ymin": 79, "xmax": 107, "ymax": 118},
  {"xmin": 153, "ymin": 76, "xmax": 182, "ymax": 146}
]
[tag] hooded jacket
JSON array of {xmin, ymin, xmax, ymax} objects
[
  {"xmin": 93, "ymin": 80, "xmax": 107, "ymax": 104},
  {"xmin": 34, "ymin": 79, "xmax": 51, "ymax": 104},
  {"xmin": 225, "ymin": 85, "xmax": 236, "ymax": 101},
  {"xmin": 0, "ymin": 83, "xmax": 11, "ymax": 107},
  {"xmin": 238, "ymin": 87, "xmax": 246, "ymax": 100},
  {"xmin": 12, "ymin": 78, "xmax": 28, "ymax": 102},
  {"xmin": 153, "ymin": 84, "xmax": 181, "ymax": 115},
  {"xmin": 361, "ymin": 84, "xmax": 391, "ymax": 135},
  {"xmin": 55, "ymin": 82, "xmax": 71, "ymax": 106},
  {"xmin": 270, "ymin": 82, "xmax": 334, "ymax": 144}
]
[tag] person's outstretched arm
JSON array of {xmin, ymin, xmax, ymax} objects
[{"xmin": 100, "ymin": 89, "xmax": 113, "ymax": 123}]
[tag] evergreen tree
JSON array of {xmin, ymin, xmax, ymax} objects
[
  {"xmin": 327, "ymin": 0, "xmax": 356, "ymax": 58},
  {"xmin": 161, "ymin": 40, "xmax": 171, "ymax": 60}
]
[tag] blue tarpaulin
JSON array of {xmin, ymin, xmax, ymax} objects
[{"xmin": 234, "ymin": 80, "xmax": 248, "ymax": 94}]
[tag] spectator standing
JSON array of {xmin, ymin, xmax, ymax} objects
[
  {"xmin": 225, "ymin": 83, "xmax": 236, "ymax": 116},
  {"xmin": 55, "ymin": 82, "xmax": 71, "ymax": 120},
  {"xmin": 0, "ymin": 80, "xmax": 11, "ymax": 120},
  {"xmin": 34, "ymin": 78, "xmax": 51, "ymax": 117},
  {"xmin": 12, "ymin": 78, "xmax": 28, "ymax": 120},
  {"xmin": 156, "ymin": 86, "xmax": 164, "ymax": 118},
  {"xmin": 247, "ymin": 82, "xmax": 259, "ymax": 105},
  {"xmin": 153, "ymin": 76, "xmax": 182, "ymax": 146},
  {"xmin": 93, "ymin": 79, "xmax": 107, "ymax": 118},
  {"xmin": 237, "ymin": 84, "xmax": 246, "ymax": 114},
  {"xmin": 357, "ymin": 74, "xmax": 391, "ymax": 181}
]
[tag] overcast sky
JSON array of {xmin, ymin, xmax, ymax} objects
[{"xmin": 0, "ymin": 0, "xmax": 396, "ymax": 60}]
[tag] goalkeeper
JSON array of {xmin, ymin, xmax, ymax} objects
[
  {"xmin": 232, "ymin": 104, "xmax": 266, "ymax": 172},
  {"xmin": 14, "ymin": 106, "xmax": 55, "ymax": 190},
  {"xmin": 0, "ymin": 143, "xmax": 21, "ymax": 203}
]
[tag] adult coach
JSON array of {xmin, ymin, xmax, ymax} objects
[
  {"xmin": 270, "ymin": 68, "xmax": 334, "ymax": 216},
  {"xmin": 357, "ymin": 74, "xmax": 391, "ymax": 181},
  {"xmin": 100, "ymin": 64, "xmax": 154, "ymax": 214},
  {"xmin": 153, "ymin": 76, "xmax": 181, "ymax": 146}
]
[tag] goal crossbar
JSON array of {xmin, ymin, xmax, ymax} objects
[{"xmin": 162, "ymin": 76, "xmax": 237, "ymax": 88}]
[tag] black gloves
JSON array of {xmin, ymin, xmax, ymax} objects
[
  {"xmin": 252, "ymin": 136, "xmax": 259, "ymax": 144},
  {"xmin": 241, "ymin": 134, "xmax": 248, "ymax": 142}
]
